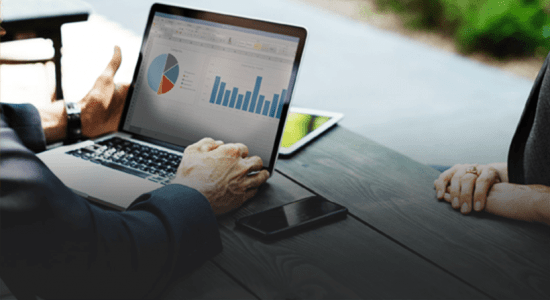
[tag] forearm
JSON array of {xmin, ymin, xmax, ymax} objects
[
  {"xmin": 485, "ymin": 183, "xmax": 550, "ymax": 225},
  {"xmin": 36, "ymin": 100, "xmax": 67, "ymax": 143},
  {"xmin": 487, "ymin": 162, "xmax": 509, "ymax": 182},
  {"xmin": 531, "ymin": 185, "xmax": 550, "ymax": 225}
]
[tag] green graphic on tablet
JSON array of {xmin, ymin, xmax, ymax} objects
[{"xmin": 279, "ymin": 108, "xmax": 344, "ymax": 155}]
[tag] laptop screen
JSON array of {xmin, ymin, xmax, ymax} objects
[{"xmin": 122, "ymin": 9, "xmax": 303, "ymax": 168}]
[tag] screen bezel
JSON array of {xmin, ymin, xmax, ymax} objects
[
  {"xmin": 279, "ymin": 107, "xmax": 344, "ymax": 156},
  {"xmin": 119, "ymin": 3, "xmax": 308, "ymax": 175}
]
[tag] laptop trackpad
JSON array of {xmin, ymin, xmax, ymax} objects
[{"xmin": 47, "ymin": 154, "xmax": 163, "ymax": 210}]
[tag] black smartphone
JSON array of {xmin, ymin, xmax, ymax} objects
[{"xmin": 236, "ymin": 195, "xmax": 348, "ymax": 240}]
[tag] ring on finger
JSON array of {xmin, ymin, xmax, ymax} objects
[{"xmin": 465, "ymin": 166, "xmax": 478, "ymax": 176}]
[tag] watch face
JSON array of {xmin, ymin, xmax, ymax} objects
[{"xmin": 66, "ymin": 102, "xmax": 81, "ymax": 115}]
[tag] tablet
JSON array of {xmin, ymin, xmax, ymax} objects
[{"xmin": 279, "ymin": 107, "xmax": 344, "ymax": 156}]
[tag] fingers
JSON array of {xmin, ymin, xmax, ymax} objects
[
  {"xmin": 200, "ymin": 139, "xmax": 223, "ymax": 152},
  {"xmin": 459, "ymin": 174, "xmax": 477, "ymax": 214},
  {"xmin": 238, "ymin": 143, "xmax": 250, "ymax": 158},
  {"xmin": 244, "ymin": 155, "xmax": 264, "ymax": 172},
  {"xmin": 449, "ymin": 169, "xmax": 463, "ymax": 209},
  {"xmin": 437, "ymin": 164, "xmax": 502, "ymax": 215},
  {"xmin": 434, "ymin": 167, "xmax": 457, "ymax": 199},
  {"xmin": 473, "ymin": 167, "xmax": 500, "ymax": 212},
  {"xmin": 189, "ymin": 140, "xmax": 248, "ymax": 157},
  {"xmin": 233, "ymin": 143, "xmax": 249, "ymax": 158},
  {"xmin": 217, "ymin": 143, "xmax": 249, "ymax": 158},
  {"xmin": 103, "ymin": 46, "xmax": 122, "ymax": 78},
  {"xmin": 187, "ymin": 138, "xmax": 222, "ymax": 152},
  {"xmin": 187, "ymin": 137, "xmax": 214, "ymax": 151},
  {"xmin": 236, "ymin": 172, "xmax": 269, "ymax": 209},
  {"xmin": 243, "ymin": 170, "xmax": 270, "ymax": 190},
  {"xmin": 91, "ymin": 46, "xmax": 122, "ymax": 93}
]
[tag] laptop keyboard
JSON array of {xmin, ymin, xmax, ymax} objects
[{"xmin": 66, "ymin": 137, "xmax": 182, "ymax": 185}]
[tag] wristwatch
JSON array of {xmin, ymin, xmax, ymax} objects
[{"xmin": 64, "ymin": 101, "xmax": 82, "ymax": 144}]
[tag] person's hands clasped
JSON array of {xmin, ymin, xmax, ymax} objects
[
  {"xmin": 171, "ymin": 138, "xmax": 270, "ymax": 216},
  {"xmin": 434, "ymin": 164, "xmax": 503, "ymax": 214},
  {"xmin": 79, "ymin": 46, "xmax": 129, "ymax": 138}
]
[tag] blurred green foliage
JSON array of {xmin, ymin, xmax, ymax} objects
[{"xmin": 376, "ymin": 0, "xmax": 550, "ymax": 58}]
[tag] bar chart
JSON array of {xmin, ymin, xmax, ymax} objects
[{"xmin": 209, "ymin": 75, "xmax": 286, "ymax": 119}]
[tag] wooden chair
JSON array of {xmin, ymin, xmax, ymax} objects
[{"xmin": 1, "ymin": 0, "xmax": 90, "ymax": 100}]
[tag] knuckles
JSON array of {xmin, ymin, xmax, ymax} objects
[{"xmin": 201, "ymin": 137, "xmax": 216, "ymax": 144}]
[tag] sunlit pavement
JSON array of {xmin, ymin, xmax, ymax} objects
[{"xmin": 1, "ymin": 0, "xmax": 534, "ymax": 166}]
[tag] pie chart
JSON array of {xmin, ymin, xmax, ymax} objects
[{"xmin": 147, "ymin": 53, "xmax": 179, "ymax": 95}]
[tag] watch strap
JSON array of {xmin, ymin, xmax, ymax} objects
[{"xmin": 65, "ymin": 101, "xmax": 82, "ymax": 144}]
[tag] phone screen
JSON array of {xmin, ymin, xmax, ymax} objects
[
  {"xmin": 280, "ymin": 112, "xmax": 332, "ymax": 149},
  {"xmin": 237, "ymin": 196, "xmax": 346, "ymax": 234}
]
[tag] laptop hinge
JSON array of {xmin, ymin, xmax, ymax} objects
[
  {"xmin": 116, "ymin": 132, "xmax": 132, "ymax": 139},
  {"xmin": 133, "ymin": 135, "xmax": 186, "ymax": 153}
]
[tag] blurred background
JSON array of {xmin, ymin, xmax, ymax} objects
[
  {"xmin": 303, "ymin": 0, "xmax": 549, "ymax": 78},
  {"xmin": 1, "ymin": 0, "xmax": 548, "ymax": 168}
]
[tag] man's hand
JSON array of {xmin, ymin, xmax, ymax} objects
[
  {"xmin": 434, "ymin": 163, "xmax": 507, "ymax": 214},
  {"xmin": 79, "ymin": 46, "xmax": 129, "ymax": 138},
  {"xmin": 38, "ymin": 46, "xmax": 129, "ymax": 143},
  {"xmin": 171, "ymin": 138, "xmax": 270, "ymax": 216}
]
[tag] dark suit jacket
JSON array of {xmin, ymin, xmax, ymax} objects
[
  {"xmin": 0, "ymin": 103, "xmax": 222, "ymax": 299},
  {"xmin": 508, "ymin": 54, "xmax": 550, "ymax": 186}
]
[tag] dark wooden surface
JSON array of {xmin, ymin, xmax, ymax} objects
[
  {"xmin": 163, "ymin": 126, "xmax": 549, "ymax": 299},
  {"xmin": 159, "ymin": 261, "xmax": 256, "ymax": 300},
  {"xmin": 276, "ymin": 126, "xmax": 550, "ymax": 299}
]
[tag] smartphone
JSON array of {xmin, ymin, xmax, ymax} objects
[{"xmin": 236, "ymin": 195, "xmax": 348, "ymax": 240}]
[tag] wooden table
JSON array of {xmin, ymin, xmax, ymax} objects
[
  {"xmin": 1, "ymin": 0, "xmax": 91, "ymax": 100},
  {"xmin": 160, "ymin": 126, "xmax": 549, "ymax": 299}
]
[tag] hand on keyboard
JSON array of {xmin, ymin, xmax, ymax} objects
[{"xmin": 171, "ymin": 137, "xmax": 270, "ymax": 216}]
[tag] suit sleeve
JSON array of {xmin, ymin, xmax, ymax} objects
[
  {"xmin": 0, "ymin": 103, "xmax": 222, "ymax": 299},
  {"xmin": 0, "ymin": 103, "xmax": 46, "ymax": 153}
]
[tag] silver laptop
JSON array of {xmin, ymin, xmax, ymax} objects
[{"xmin": 38, "ymin": 3, "xmax": 307, "ymax": 210}]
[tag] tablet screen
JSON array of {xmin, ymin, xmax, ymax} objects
[{"xmin": 281, "ymin": 112, "xmax": 332, "ymax": 149}]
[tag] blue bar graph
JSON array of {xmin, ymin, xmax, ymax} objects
[
  {"xmin": 242, "ymin": 91, "xmax": 251, "ymax": 111},
  {"xmin": 208, "ymin": 75, "xmax": 285, "ymax": 119},
  {"xmin": 216, "ymin": 82, "xmax": 226, "ymax": 105},
  {"xmin": 248, "ymin": 76, "xmax": 262, "ymax": 113},
  {"xmin": 243, "ymin": 92, "xmax": 252, "ymax": 111},
  {"xmin": 229, "ymin": 88, "xmax": 238, "ymax": 108},
  {"xmin": 269, "ymin": 94, "xmax": 279, "ymax": 117},
  {"xmin": 210, "ymin": 76, "xmax": 221, "ymax": 103},
  {"xmin": 222, "ymin": 90, "xmax": 230, "ymax": 106},
  {"xmin": 256, "ymin": 95, "xmax": 265, "ymax": 114},
  {"xmin": 276, "ymin": 89, "xmax": 287, "ymax": 119},
  {"xmin": 236, "ymin": 94, "xmax": 243, "ymax": 109},
  {"xmin": 262, "ymin": 101, "xmax": 270, "ymax": 116}
]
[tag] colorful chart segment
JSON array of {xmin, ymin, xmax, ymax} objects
[{"xmin": 147, "ymin": 53, "xmax": 179, "ymax": 95}]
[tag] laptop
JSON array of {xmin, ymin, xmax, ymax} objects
[{"xmin": 38, "ymin": 3, "xmax": 307, "ymax": 210}]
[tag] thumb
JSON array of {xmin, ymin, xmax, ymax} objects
[{"xmin": 102, "ymin": 46, "xmax": 122, "ymax": 78}]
